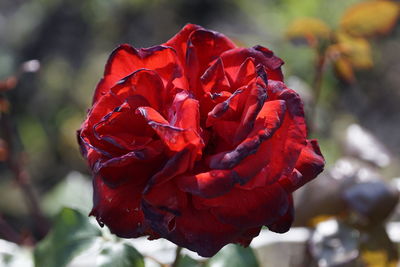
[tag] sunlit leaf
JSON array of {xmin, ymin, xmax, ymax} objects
[
  {"xmin": 333, "ymin": 56, "xmax": 355, "ymax": 83},
  {"xmin": 286, "ymin": 17, "xmax": 331, "ymax": 46},
  {"xmin": 336, "ymin": 33, "xmax": 373, "ymax": 69},
  {"xmin": 34, "ymin": 207, "xmax": 101, "ymax": 267},
  {"xmin": 340, "ymin": 0, "xmax": 399, "ymax": 37},
  {"xmin": 97, "ymin": 242, "xmax": 144, "ymax": 267},
  {"xmin": 205, "ymin": 244, "xmax": 259, "ymax": 267}
]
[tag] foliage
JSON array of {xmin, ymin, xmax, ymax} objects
[
  {"xmin": 286, "ymin": 0, "xmax": 400, "ymax": 83},
  {"xmin": 34, "ymin": 208, "xmax": 101, "ymax": 267}
]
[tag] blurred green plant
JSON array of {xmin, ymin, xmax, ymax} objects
[
  {"xmin": 286, "ymin": 0, "xmax": 399, "ymax": 84},
  {"xmin": 285, "ymin": 0, "xmax": 399, "ymax": 133}
]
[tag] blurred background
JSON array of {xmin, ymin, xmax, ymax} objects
[{"xmin": 0, "ymin": 0, "xmax": 400, "ymax": 266}]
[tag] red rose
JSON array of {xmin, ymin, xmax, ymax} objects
[{"xmin": 78, "ymin": 24, "xmax": 324, "ymax": 257}]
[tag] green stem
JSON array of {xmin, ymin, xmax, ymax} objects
[
  {"xmin": 309, "ymin": 49, "xmax": 327, "ymax": 135},
  {"xmin": 171, "ymin": 246, "xmax": 183, "ymax": 267}
]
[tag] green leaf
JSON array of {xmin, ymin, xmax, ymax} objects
[
  {"xmin": 177, "ymin": 254, "xmax": 202, "ymax": 267},
  {"xmin": 34, "ymin": 207, "xmax": 101, "ymax": 267},
  {"xmin": 98, "ymin": 242, "xmax": 144, "ymax": 267},
  {"xmin": 206, "ymin": 245, "xmax": 259, "ymax": 267}
]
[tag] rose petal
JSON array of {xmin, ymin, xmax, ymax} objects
[
  {"xmin": 137, "ymin": 106, "xmax": 204, "ymax": 157},
  {"xmin": 93, "ymin": 45, "xmax": 183, "ymax": 103},
  {"xmin": 220, "ymin": 46, "xmax": 284, "ymax": 82},
  {"xmin": 233, "ymin": 57, "xmax": 258, "ymax": 89},
  {"xmin": 267, "ymin": 194, "xmax": 294, "ymax": 233},
  {"xmin": 200, "ymin": 58, "xmax": 231, "ymax": 93},
  {"xmin": 185, "ymin": 28, "xmax": 236, "ymax": 96},
  {"xmin": 233, "ymin": 76, "xmax": 267, "ymax": 143},
  {"xmin": 93, "ymin": 97, "xmax": 154, "ymax": 151},
  {"xmin": 110, "ymin": 69, "xmax": 166, "ymax": 111},
  {"xmin": 208, "ymin": 99, "xmax": 286, "ymax": 170},
  {"xmin": 93, "ymin": 141, "xmax": 166, "ymax": 186},
  {"xmin": 143, "ymin": 148, "xmax": 196, "ymax": 192},
  {"xmin": 177, "ymin": 169, "xmax": 240, "ymax": 198},
  {"xmin": 206, "ymin": 88, "xmax": 243, "ymax": 127},
  {"xmin": 234, "ymin": 227, "xmax": 262, "ymax": 247},
  {"xmin": 168, "ymin": 91, "xmax": 201, "ymax": 133},
  {"xmin": 278, "ymin": 139, "xmax": 325, "ymax": 192},
  {"xmin": 195, "ymin": 182, "xmax": 289, "ymax": 229},
  {"xmin": 142, "ymin": 195, "xmax": 253, "ymax": 257},
  {"xmin": 90, "ymin": 175, "xmax": 152, "ymax": 238},
  {"xmin": 164, "ymin": 24, "xmax": 204, "ymax": 66}
]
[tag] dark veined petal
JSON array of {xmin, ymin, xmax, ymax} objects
[
  {"xmin": 233, "ymin": 76, "xmax": 267, "ymax": 144},
  {"xmin": 220, "ymin": 46, "xmax": 284, "ymax": 83},
  {"xmin": 208, "ymin": 99, "xmax": 286, "ymax": 170},
  {"xmin": 267, "ymin": 194, "xmax": 294, "ymax": 233},
  {"xmin": 185, "ymin": 28, "xmax": 236, "ymax": 96},
  {"xmin": 141, "ymin": 186, "xmax": 258, "ymax": 257},
  {"xmin": 168, "ymin": 91, "xmax": 201, "ymax": 133},
  {"xmin": 137, "ymin": 106, "xmax": 204, "ymax": 157},
  {"xmin": 164, "ymin": 24, "xmax": 204, "ymax": 66},
  {"xmin": 295, "ymin": 139, "xmax": 325, "ymax": 180},
  {"xmin": 177, "ymin": 169, "xmax": 240, "ymax": 198},
  {"xmin": 178, "ymin": 98, "xmax": 301, "ymax": 199},
  {"xmin": 233, "ymin": 57, "xmax": 258, "ymax": 89},
  {"xmin": 206, "ymin": 88, "xmax": 243, "ymax": 127},
  {"xmin": 92, "ymin": 96, "xmax": 153, "ymax": 151},
  {"xmin": 200, "ymin": 58, "xmax": 231, "ymax": 93},
  {"xmin": 90, "ymin": 175, "xmax": 152, "ymax": 238},
  {"xmin": 278, "ymin": 139, "xmax": 325, "ymax": 192},
  {"xmin": 92, "ymin": 141, "xmax": 165, "ymax": 187},
  {"xmin": 110, "ymin": 69, "xmax": 167, "ymax": 111},
  {"xmin": 93, "ymin": 45, "xmax": 183, "ymax": 104},
  {"xmin": 194, "ymin": 181, "xmax": 290, "ymax": 229}
]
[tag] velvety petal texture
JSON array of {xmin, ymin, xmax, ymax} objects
[{"xmin": 78, "ymin": 24, "xmax": 325, "ymax": 257}]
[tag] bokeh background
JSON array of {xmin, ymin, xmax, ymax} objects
[{"xmin": 0, "ymin": 0, "xmax": 400, "ymax": 266}]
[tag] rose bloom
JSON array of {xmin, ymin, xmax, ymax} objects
[{"xmin": 78, "ymin": 24, "xmax": 324, "ymax": 257}]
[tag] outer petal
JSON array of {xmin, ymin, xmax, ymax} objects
[
  {"xmin": 220, "ymin": 46, "xmax": 284, "ymax": 82},
  {"xmin": 93, "ymin": 45, "xmax": 183, "ymax": 103},
  {"xmin": 90, "ymin": 175, "xmax": 152, "ymax": 238},
  {"xmin": 194, "ymin": 182, "xmax": 290, "ymax": 229},
  {"xmin": 92, "ymin": 141, "xmax": 165, "ymax": 187},
  {"xmin": 142, "ymin": 183, "xmax": 256, "ymax": 257},
  {"xmin": 92, "ymin": 97, "xmax": 153, "ymax": 152},
  {"xmin": 164, "ymin": 24, "xmax": 204, "ymax": 66},
  {"xmin": 110, "ymin": 69, "xmax": 167, "ymax": 111},
  {"xmin": 185, "ymin": 28, "xmax": 236, "ymax": 96},
  {"xmin": 279, "ymin": 139, "xmax": 325, "ymax": 192},
  {"xmin": 267, "ymin": 194, "xmax": 294, "ymax": 233}
]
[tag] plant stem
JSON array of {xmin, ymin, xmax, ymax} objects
[
  {"xmin": 0, "ymin": 214, "xmax": 21, "ymax": 244},
  {"xmin": 0, "ymin": 99, "xmax": 49, "ymax": 239},
  {"xmin": 171, "ymin": 246, "xmax": 183, "ymax": 267},
  {"xmin": 309, "ymin": 49, "xmax": 327, "ymax": 135}
]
